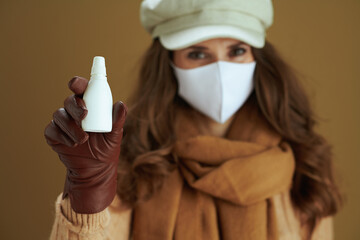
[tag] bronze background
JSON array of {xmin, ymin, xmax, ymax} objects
[{"xmin": 0, "ymin": 1, "xmax": 358, "ymax": 239}]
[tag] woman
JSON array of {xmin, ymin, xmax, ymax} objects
[{"xmin": 45, "ymin": 0, "xmax": 342, "ymax": 239}]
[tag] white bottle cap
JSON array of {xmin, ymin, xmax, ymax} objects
[{"xmin": 91, "ymin": 56, "xmax": 107, "ymax": 76}]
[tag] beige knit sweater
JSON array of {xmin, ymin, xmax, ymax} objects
[
  {"xmin": 49, "ymin": 191, "xmax": 333, "ymax": 240},
  {"xmin": 50, "ymin": 193, "xmax": 132, "ymax": 240}
]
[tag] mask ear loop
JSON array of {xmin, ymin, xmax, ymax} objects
[{"xmin": 169, "ymin": 61, "xmax": 176, "ymax": 69}]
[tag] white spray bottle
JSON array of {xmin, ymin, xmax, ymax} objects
[{"xmin": 82, "ymin": 56, "xmax": 113, "ymax": 132}]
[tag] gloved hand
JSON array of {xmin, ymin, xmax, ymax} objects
[{"xmin": 44, "ymin": 76, "xmax": 127, "ymax": 214}]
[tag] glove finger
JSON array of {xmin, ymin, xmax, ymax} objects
[
  {"xmin": 112, "ymin": 101, "xmax": 127, "ymax": 132},
  {"xmin": 105, "ymin": 101, "xmax": 127, "ymax": 144},
  {"xmin": 64, "ymin": 94, "xmax": 88, "ymax": 124},
  {"xmin": 68, "ymin": 76, "xmax": 88, "ymax": 96},
  {"xmin": 53, "ymin": 108, "xmax": 89, "ymax": 145},
  {"xmin": 44, "ymin": 120, "xmax": 77, "ymax": 147}
]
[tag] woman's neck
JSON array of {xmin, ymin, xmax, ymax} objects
[{"xmin": 200, "ymin": 114, "xmax": 236, "ymax": 137}]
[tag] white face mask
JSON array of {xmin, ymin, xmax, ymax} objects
[{"xmin": 171, "ymin": 61, "xmax": 256, "ymax": 123}]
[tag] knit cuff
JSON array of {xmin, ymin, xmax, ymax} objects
[{"xmin": 55, "ymin": 193, "xmax": 110, "ymax": 235}]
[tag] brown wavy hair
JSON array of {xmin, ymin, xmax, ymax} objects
[{"xmin": 117, "ymin": 38, "xmax": 342, "ymax": 234}]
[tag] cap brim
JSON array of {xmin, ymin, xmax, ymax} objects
[{"xmin": 159, "ymin": 25, "xmax": 265, "ymax": 50}]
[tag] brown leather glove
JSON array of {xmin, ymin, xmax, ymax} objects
[{"xmin": 44, "ymin": 76, "xmax": 127, "ymax": 214}]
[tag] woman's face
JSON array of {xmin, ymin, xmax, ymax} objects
[{"xmin": 172, "ymin": 38, "xmax": 255, "ymax": 69}]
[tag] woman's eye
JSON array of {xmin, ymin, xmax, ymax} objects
[
  {"xmin": 230, "ymin": 48, "xmax": 246, "ymax": 56},
  {"xmin": 187, "ymin": 51, "xmax": 207, "ymax": 59}
]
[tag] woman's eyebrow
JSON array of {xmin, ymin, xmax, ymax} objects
[
  {"xmin": 228, "ymin": 41, "xmax": 245, "ymax": 48},
  {"xmin": 187, "ymin": 41, "xmax": 245, "ymax": 50},
  {"xmin": 187, "ymin": 45, "xmax": 208, "ymax": 50}
]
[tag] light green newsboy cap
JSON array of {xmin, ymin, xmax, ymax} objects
[{"xmin": 140, "ymin": 0, "xmax": 273, "ymax": 50}]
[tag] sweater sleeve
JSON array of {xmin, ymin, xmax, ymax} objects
[
  {"xmin": 310, "ymin": 216, "xmax": 333, "ymax": 240},
  {"xmin": 49, "ymin": 193, "xmax": 132, "ymax": 240}
]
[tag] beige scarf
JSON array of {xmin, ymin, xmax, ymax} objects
[{"xmin": 132, "ymin": 99, "xmax": 296, "ymax": 240}]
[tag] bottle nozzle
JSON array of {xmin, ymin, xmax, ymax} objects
[{"xmin": 91, "ymin": 56, "xmax": 106, "ymax": 76}]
